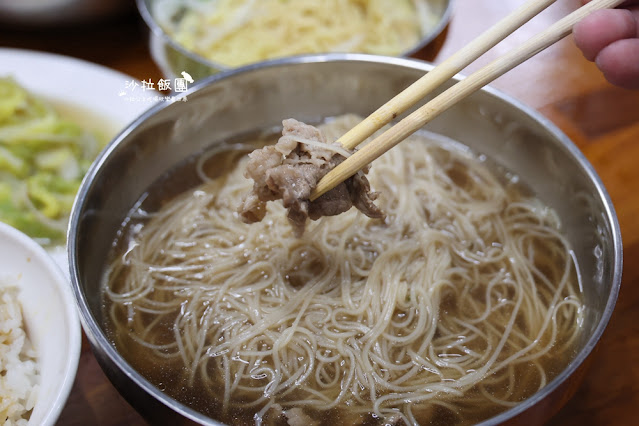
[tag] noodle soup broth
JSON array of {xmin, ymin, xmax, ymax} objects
[{"xmin": 102, "ymin": 116, "xmax": 583, "ymax": 426}]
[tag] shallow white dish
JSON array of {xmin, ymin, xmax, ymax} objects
[
  {"xmin": 0, "ymin": 48, "xmax": 155, "ymax": 128},
  {"xmin": 0, "ymin": 222, "xmax": 82, "ymax": 426},
  {"xmin": 0, "ymin": 48, "xmax": 155, "ymax": 271}
]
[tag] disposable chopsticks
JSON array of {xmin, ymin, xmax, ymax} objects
[{"xmin": 310, "ymin": 0, "xmax": 625, "ymax": 201}]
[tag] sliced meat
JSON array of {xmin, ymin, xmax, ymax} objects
[
  {"xmin": 239, "ymin": 119, "xmax": 385, "ymax": 236},
  {"xmin": 308, "ymin": 182, "xmax": 352, "ymax": 220},
  {"xmin": 238, "ymin": 192, "xmax": 267, "ymax": 223},
  {"xmin": 346, "ymin": 171, "xmax": 384, "ymax": 220},
  {"xmin": 245, "ymin": 145, "xmax": 282, "ymax": 201}
]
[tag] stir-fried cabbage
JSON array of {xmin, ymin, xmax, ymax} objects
[{"xmin": 0, "ymin": 77, "xmax": 105, "ymax": 246}]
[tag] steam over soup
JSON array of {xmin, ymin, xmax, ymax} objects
[{"xmin": 102, "ymin": 115, "xmax": 583, "ymax": 426}]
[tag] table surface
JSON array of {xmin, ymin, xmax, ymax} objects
[{"xmin": 3, "ymin": 0, "xmax": 639, "ymax": 424}]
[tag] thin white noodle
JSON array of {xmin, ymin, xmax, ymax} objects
[{"xmin": 104, "ymin": 115, "xmax": 584, "ymax": 425}]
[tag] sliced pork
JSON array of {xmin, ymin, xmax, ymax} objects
[{"xmin": 239, "ymin": 119, "xmax": 384, "ymax": 236}]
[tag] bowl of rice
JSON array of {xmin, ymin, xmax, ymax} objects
[
  {"xmin": 137, "ymin": 0, "xmax": 453, "ymax": 80},
  {"xmin": 0, "ymin": 221, "xmax": 81, "ymax": 425}
]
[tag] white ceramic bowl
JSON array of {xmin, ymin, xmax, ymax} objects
[{"xmin": 0, "ymin": 222, "xmax": 81, "ymax": 426}]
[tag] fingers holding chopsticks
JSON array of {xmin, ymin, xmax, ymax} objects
[{"xmin": 574, "ymin": 0, "xmax": 639, "ymax": 88}]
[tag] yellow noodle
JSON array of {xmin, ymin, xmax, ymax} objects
[{"xmin": 154, "ymin": 0, "xmax": 438, "ymax": 67}]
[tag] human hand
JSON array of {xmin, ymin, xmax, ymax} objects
[{"xmin": 573, "ymin": 0, "xmax": 639, "ymax": 89}]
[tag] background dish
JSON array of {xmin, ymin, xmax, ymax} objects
[
  {"xmin": 0, "ymin": 48, "xmax": 152, "ymax": 271},
  {"xmin": 137, "ymin": 0, "xmax": 454, "ymax": 79},
  {"xmin": 0, "ymin": 221, "xmax": 81, "ymax": 426}
]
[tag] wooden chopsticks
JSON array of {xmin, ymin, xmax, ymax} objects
[{"xmin": 310, "ymin": 0, "xmax": 625, "ymax": 201}]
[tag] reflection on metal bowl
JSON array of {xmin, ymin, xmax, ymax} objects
[{"xmin": 68, "ymin": 55, "xmax": 621, "ymax": 425}]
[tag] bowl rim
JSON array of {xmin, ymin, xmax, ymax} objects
[
  {"xmin": 0, "ymin": 221, "xmax": 82, "ymax": 426},
  {"xmin": 135, "ymin": 0, "xmax": 455, "ymax": 73},
  {"xmin": 68, "ymin": 53, "xmax": 623, "ymax": 426}
]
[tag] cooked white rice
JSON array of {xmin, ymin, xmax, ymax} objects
[{"xmin": 0, "ymin": 283, "xmax": 39, "ymax": 425}]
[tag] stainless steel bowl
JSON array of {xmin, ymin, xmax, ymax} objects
[
  {"xmin": 136, "ymin": 0, "xmax": 453, "ymax": 79},
  {"xmin": 68, "ymin": 55, "xmax": 622, "ymax": 425}
]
